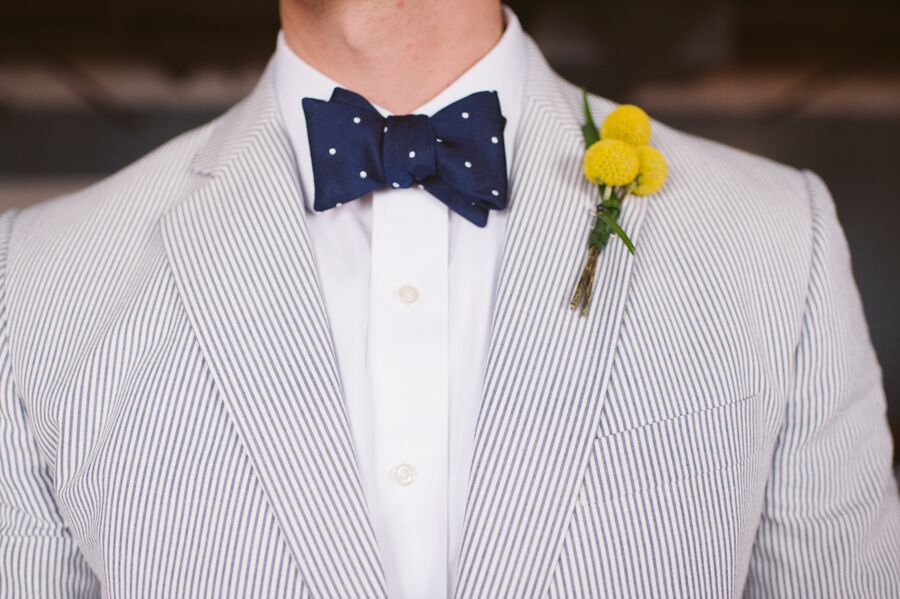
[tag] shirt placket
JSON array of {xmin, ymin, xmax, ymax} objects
[{"xmin": 368, "ymin": 186, "xmax": 450, "ymax": 598}]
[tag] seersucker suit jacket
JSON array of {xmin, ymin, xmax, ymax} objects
[{"xmin": 1, "ymin": 38, "xmax": 898, "ymax": 599}]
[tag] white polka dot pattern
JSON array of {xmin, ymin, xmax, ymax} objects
[{"xmin": 301, "ymin": 85, "xmax": 509, "ymax": 226}]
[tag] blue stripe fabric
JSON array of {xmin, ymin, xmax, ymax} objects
[{"xmin": 0, "ymin": 38, "xmax": 898, "ymax": 598}]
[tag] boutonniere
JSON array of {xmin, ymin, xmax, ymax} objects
[{"xmin": 569, "ymin": 90, "xmax": 669, "ymax": 316}]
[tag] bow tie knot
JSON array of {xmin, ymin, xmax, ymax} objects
[
  {"xmin": 383, "ymin": 113, "xmax": 438, "ymax": 188},
  {"xmin": 302, "ymin": 87, "xmax": 508, "ymax": 227}
]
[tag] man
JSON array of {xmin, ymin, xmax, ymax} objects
[{"xmin": 1, "ymin": 1, "xmax": 898, "ymax": 597}]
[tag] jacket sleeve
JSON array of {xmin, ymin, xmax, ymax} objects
[
  {"xmin": 0, "ymin": 210, "xmax": 100, "ymax": 597},
  {"xmin": 744, "ymin": 172, "xmax": 900, "ymax": 597}
]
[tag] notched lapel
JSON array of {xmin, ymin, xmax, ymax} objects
[
  {"xmin": 454, "ymin": 41, "xmax": 651, "ymax": 598},
  {"xmin": 160, "ymin": 65, "xmax": 387, "ymax": 599},
  {"xmin": 157, "ymin": 43, "xmax": 650, "ymax": 599}
]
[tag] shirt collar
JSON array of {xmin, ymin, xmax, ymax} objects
[{"xmin": 274, "ymin": 5, "xmax": 529, "ymax": 212}]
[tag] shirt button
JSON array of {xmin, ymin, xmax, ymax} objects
[
  {"xmin": 392, "ymin": 463, "xmax": 417, "ymax": 486},
  {"xmin": 397, "ymin": 285, "xmax": 420, "ymax": 304}
]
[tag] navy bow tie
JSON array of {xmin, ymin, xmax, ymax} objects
[{"xmin": 302, "ymin": 88, "xmax": 508, "ymax": 227}]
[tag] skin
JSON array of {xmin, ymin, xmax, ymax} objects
[{"xmin": 279, "ymin": 0, "xmax": 504, "ymax": 114}]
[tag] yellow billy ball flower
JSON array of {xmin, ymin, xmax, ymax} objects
[
  {"xmin": 632, "ymin": 146, "xmax": 668, "ymax": 196},
  {"xmin": 583, "ymin": 139, "xmax": 640, "ymax": 187},
  {"xmin": 601, "ymin": 105, "xmax": 652, "ymax": 147}
]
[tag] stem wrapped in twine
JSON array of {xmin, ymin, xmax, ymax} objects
[
  {"xmin": 568, "ymin": 185, "xmax": 636, "ymax": 317},
  {"xmin": 568, "ymin": 244, "xmax": 601, "ymax": 317}
]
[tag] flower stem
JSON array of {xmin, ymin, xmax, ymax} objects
[
  {"xmin": 569, "ymin": 244, "xmax": 601, "ymax": 317},
  {"xmin": 570, "ymin": 184, "xmax": 636, "ymax": 316}
]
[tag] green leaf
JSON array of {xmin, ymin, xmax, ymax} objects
[
  {"xmin": 581, "ymin": 88, "xmax": 600, "ymax": 149},
  {"xmin": 597, "ymin": 211, "xmax": 636, "ymax": 255}
]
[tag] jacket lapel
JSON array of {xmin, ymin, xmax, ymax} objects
[
  {"xmin": 160, "ymin": 41, "xmax": 648, "ymax": 598},
  {"xmin": 160, "ymin": 64, "xmax": 388, "ymax": 598},
  {"xmin": 454, "ymin": 41, "xmax": 650, "ymax": 598}
]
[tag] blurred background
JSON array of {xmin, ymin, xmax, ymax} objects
[{"xmin": 0, "ymin": 0, "xmax": 898, "ymax": 459}]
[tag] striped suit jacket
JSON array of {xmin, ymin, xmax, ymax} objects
[{"xmin": 1, "ymin": 39, "xmax": 898, "ymax": 598}]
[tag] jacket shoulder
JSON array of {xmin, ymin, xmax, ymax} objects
[
  {"xmin": 12, "ymin": 118, "xmax": 216, "ymax": 237},
  {"xmin": 4, "ymin": 117, "xmax": 216, "ymax": 309},
  {"xmin": 1, "ymin": 119, "xmax": 218, "ymax": 398}
]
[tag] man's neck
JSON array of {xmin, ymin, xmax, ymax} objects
[{"xmin": 279, "ymin": 0, "xmax": 504, "ymax": 114}]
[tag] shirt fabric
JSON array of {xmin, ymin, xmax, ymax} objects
[{"xmin": 273, "ymin": 8, "xmax": 529, "ymax": 599}]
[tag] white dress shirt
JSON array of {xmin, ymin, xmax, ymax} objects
[{"xmin": 274, "ymin": 9, "xmax": 528, "ymax": 598}]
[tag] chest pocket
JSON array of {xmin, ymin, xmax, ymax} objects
[{"xmin": 579, "ymin": 393, "xmax": 769, "ymax": 506}]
